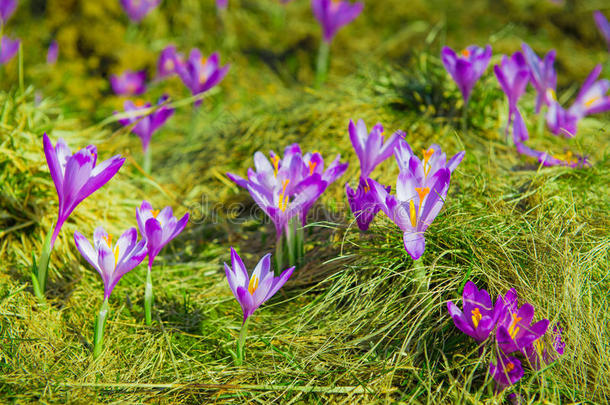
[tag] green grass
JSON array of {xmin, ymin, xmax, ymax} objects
[{"xmin": 1, "ymin": 0, "xmax": 610, "ymax": 403}]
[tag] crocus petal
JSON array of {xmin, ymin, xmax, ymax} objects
[{"xmin": 403, "ymin": 231, "xmax": 425, "ymax": 260}]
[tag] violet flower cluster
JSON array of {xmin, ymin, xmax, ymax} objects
[
  {"xmin": 448, "ymin": 281, "xmax": 564, "ymax": 393},
  {"xmin": 227, "ymin": 144, "xmax": 348, "ymax": 269}
]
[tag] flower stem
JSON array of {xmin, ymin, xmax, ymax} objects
[
  {"xmin": 236, "ymin": 317, "xmax": 250, "ymax": 366},
  {"xmin": 296, "ymin": 225, "xmax": 304, "ymax": 267},
  {"xmin": 275, "ymin": 237, "xmax": 284, "ymax": 276},
  {"xmin": 93, "ymin": 299, "xmax": 109, "ymax": 359},
  {"xmin": 461, "ymin": 99, "xmax": 469, "ymax": 134},
  {"xmin": 285, "ymin": 220, "xmax": 296, "ymax": 268},
  {"xmin": 18, "ymin": 42, "xmax": 24, "ymax": 95},
  {"xmin": 537, "ymin": 105, "xmax": 547, "ymax": 138},
  {"xmin": 413, "ymin": 261, "xmax": 428, "ymax": 293},
  {"xmin": 145, "ymin": 265, "xmax": 153, "ymax": 326},
  {"xmin": 315, "ymin": 41, "xmax": 330, "ymax": 88},
  {"xmin": 143, "ymin": 145, "xmax": 152, "ymax": 174},
  {"xmin": 32, "ymin": 224, "xmax": 54, "ymax": 301}
]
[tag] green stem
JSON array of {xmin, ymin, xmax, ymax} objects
[
  {"xmin": 296, "ymin": 225, "xmax": 304, "ymax": 267},
  {"xmin": 413, "ymin": 261, "xmax": 428, "ymax": 293},
  {"xmin": 32, "ymin": 225, "xmax": 54, "ymax": 301},
  {"xmin": 461, "ymin": 99, "xmax": 469, "ymax": 134},
  {"xmin": 275, "ymin": 237, "xmax": 284, "ymax": 276},
  {"xmin": 236, "ymin": 317, "xmax": 250, "ymax": 366},
  {"xmin": 314, "ymin": 41, "xmax": 330, "ymax": 88},
  {"xmin": 18, "ymin": 42, "xmax": 24, "ymax": 95},
  {"xmin": 285, "ymin": 220, "xmax": 296, "ymax": 268},
  {"xmin": 143, "ymin": 145, "xmax": 152, "ymax": 174},
  {"xmin": 93, "ymin": 299, "xmax": 109, "ymax": 359},
  {"xmin": 145, "ymin": 265, "xmax": 153, "ymax": 326}
]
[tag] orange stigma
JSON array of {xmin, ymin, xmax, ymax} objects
[
  {"xmin": 471, "ymin": 307, "xmax": 482, "ymax": 329},
  {"xmin": 461, "ymin": 48, "xmax": 471, "ymax": 58},
  {"xmin": 248, "ymin": 275, "xmax": 259, "ymax": 294},
  {"xmin": 506, "ymin": 362, "xmax": 515, "ymax": 372},
  {"xmin": 415, "ymin": 187, "xmax": 430, "ymax": 202},
  {"xmin": 198, "ymin": 58, "xmax": 208, "ymax": 83},
  {"xmin": 102, "ymin": 234, "xmax": 112, "ymax": 248},
  {"xmin": 308, "ymin": 161, "xmax": 318, "ymax": 175},
  {"xmin": 422, "ymin": 148, "xmax": 435, "ymax": 177},
  {"xmin": 164, "ymin": 59, "xmax": 174, "ymax": 71},
  {"xmin": 150, "ymin": 209, "xmax": 160, "ymax": 218},
  {"xmin": 134, "ymin": 99, "xmax": 146, "ymax": 107}
]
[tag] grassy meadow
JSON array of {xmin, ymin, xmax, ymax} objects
[{"xmin": 1, "ymin": 0, "xmax": 609, "ymax": 403}]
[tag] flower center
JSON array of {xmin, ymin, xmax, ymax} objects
[
  {"xmin": 584, "ymin": 96, "xmax": 600, "ymax": 108},
  {"xmin": 164, "ymin": 59, "xmax": 174, "ymax": 72},
  {"xmin": 126, "ymin": 82, "xmax": 137, "ymax": 94},
  {"xmin": 134, "ymin": 99, "xmax": 146, "ymax": 107},
  {"xmin": 471, "ymin": 307, "xmax": 482, "ymax": 329},
  {"xmin": 248, "ymin": 274, "xmax": 259, "ymax": 294},
  {"xmin": 461, "ymin": 49, "xmax": 471, "ymax": 58},
  {"xmin": 198, "ymin": 57, "xmax": 208, "ymax": 83},
  {"xmin": 278, "ymin": 179, "xmax": 290, "ymax": 212},
  {"xmin": 546, "ymin": 88, "xmax": 557, "ymax": 101},
  {"xmin": 102, "ymin": 234, "xmax": 120, "ymax": 266},
  {"xmin": 422, "ymin": 148, "xmax": 435, "ymax": 177},
  {"xmin": 553, "ymin": 150, "xmax": 577, "ymax": 165},
  {"xmin": 508, "ymin": 313, "xmax": 522, "ymax": 339},
  {"xmin": 150, "ymin": 209, "xmax": 160, "ymax": 218},
  {"xmin": 102, "ymin": 234, "xmax": 112, "ymax": 248},
  {"xmin": 506, "ymin": 362, "xmax": 515, "ymax": 372}
]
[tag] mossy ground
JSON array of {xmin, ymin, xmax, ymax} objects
[{"xmin": 1, "ymin": 0, "xmax": 609, "ymax": 403}]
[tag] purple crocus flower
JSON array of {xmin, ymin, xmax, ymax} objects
[
  {"xmin": 567, "ymin": 64, "xmax": 610, "ymax": 119},
  {"xmin": 136, "ymin": 200, "xmax": 189, "ymax": 268},
  {"xmin": 496, "ymin": 293, "xmax": 549, "ymax": 354},
  {"xmin": 227, "ymin": 144, "xmax": 347, "ymax": 239},
  {"xmin": 346, "ymin": 119, "xmax": 402, "ymax": 231},
  {"xmin": 521, "ymin": 43, "xmax": 556, "ymax": 113},
  {"xmin": 594, "ymin": 11, "xmax": 610, "ymax": 52},
  {"xmin": 74, "ymin": 227, "xmax": 147, "ymax": 299},
  {"xmin": 544, "ymin": 95, "xmax": 580, "ymax": 138},
  {"xmin": 0, "ymin": 0, "xmax": 17, "ymax": 22},
  {"xmin": 513, "ymin": 109, "xmax": 589, "ymax": 168},
  {"xmin": 225, "ymin": 247, "xmax": 294, "ymax": 323},
  {"xmin": 348, "ymin": 119, "xmax": 403, "ymax": 178},
  {"xmin": 157, "ymin": 45, "xmax": 184, "ymax": 78},
  {"xmin": 43, "ymin": 133, "xmax": 125, "ymax": 248},
  {"xmin": 216, "ymin": 0, "xmax": 228, "ymax": 10},
  {"xmin": 447, "ymin": 281, "xmax": 504, "ymax": 343},
  {"xmin": 117, "ymin": 95, "xmax": 174, "ymax": 152},
  {"xmin": 494, "ymin": 51, "xmax": 530, "ymax": 133},
  {"xmin": 393, "ymin": 140, "xmax": 465, "ymax": 188},
  {"xmin": 368, "ymin": 168, "xmax": 450, "ymax": 261},
  {"xmin": 120, "ymin": 0, "xmax": 160, "ymax": 23},
  {"xmin": 346, "ymin": 178, "xmax": 389, "ymax": 231},
  {"xmin": 489, "ymin": 352, "xmax": 524, "ymax": 392},
  {"xmin": 46, "ymin": 40, "xmax": 58, "ymax": 65},
  {"xmin": 176, "ymin": 49, "xmax": 229, "ymax": 106},
  {"xmin": 110, "ymin": 70, "xmax": 147, "ymax": 96},
  {"xmin": 311, "ymin": 0, "xmax": 363, "ymax": 43},
  {"xmin": 0, "ymin": 36, "xmax": 19, "ymax": 65},
  {"xmin": 441, "ymin": 45, "xmax": 492, "ymax": 103},
  {"xmin": 523, "ymin": 323, "xmax": 565, "ymax": 370}
]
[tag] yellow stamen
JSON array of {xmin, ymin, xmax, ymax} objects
[
  {"xmin": 547, "ymin": 88, "xmax": 557, "ymax": 101},
  {"xmin": 415, "ymin": 187, "xmax": 430, "ymax": 203},
  {"xmin": 553, "ymin": 150, "xmax": 577, "ymax": 165},
  {"xmin": 308, "ymin": 161, "xmax": 318, "ymax": 175},
  {"xmin": 102, "ymin": 234, "xmax": 112, "ymax": 248},
  {"xmin": 363, "ymin": 184, "xmax": 370, "ymax": 193},
  {"xmin": 506, "ymin": 362, "xmax": 515, "ymax": 372},
  {"xmin": 461, "ymin": 49, "xmax": 471, "ymax": 58},
  {"xmin": 585, "ymin": 96, "xmax": 600, "ymax": 108},
  {"xmin": 471, "ymin": 307, "xmax": 482, "ymax": 329},
  {"xmin": 508, "ymin": 313, "xmax": 522, "ymax": 339},
  {"xmin": 248, "ymin": 275, "xmax": 259, "ymax": 294},
  {"xmin": 271, "ymin": 155, "xmax": 280, "ymax": 177},
  {"xmin": 113, "ymin": 245, "xmax": 120, "ymax": 267},
  {"xmin": 278, "ymin": 179, "xmax": 290, "ymax": 212},
  {"xmin": 150, "ymin": 209, "xmax": 160, "ymax": 218},
  {"xmin": 409, "ymin": 200, "xmax": 417, "ymax": 228},
  {"xmin": 535, "ymin": 338, "xmax": 544, "ymax": 355}
]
